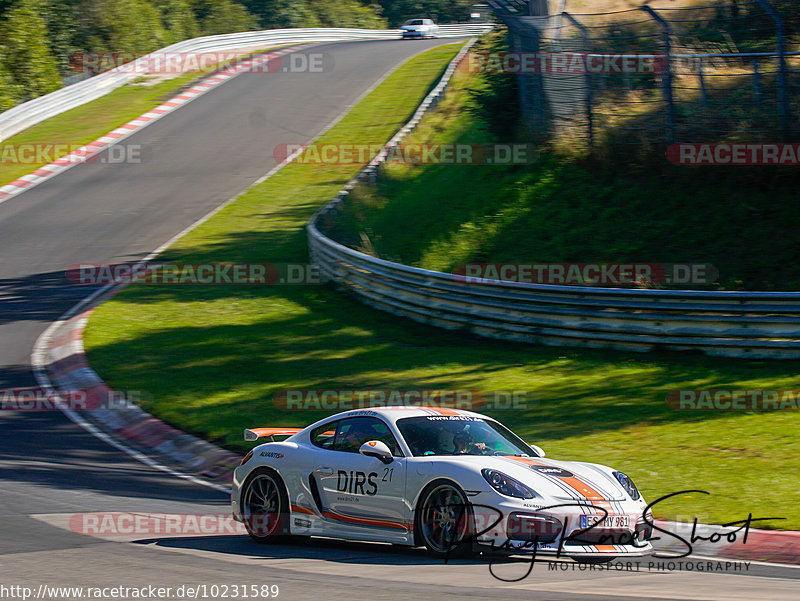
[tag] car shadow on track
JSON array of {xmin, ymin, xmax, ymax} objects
[{"xmin": 132, "ymin": 534, "xmax": 534, "ymax": 566}]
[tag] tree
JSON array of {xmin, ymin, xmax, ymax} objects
[
  {"xmin": 377, "ymin": 1, "xmax": 474, "ymax": 27},
  {"xmin": 81, "ymin": 0, "xmax": 169, "ymax": 53},
  {"xmin": 0, "ymin": 45, "xmax": 23, "ymax": 111},
  {"xmin": 242, "ymin": 0, "xmax": 312, "ymax": 29},
  {"xmin": 240, "ymin": 1, "xmax": 387, "ymax": 30},
  {"xmin": 154, "ymin": 0, "xmax": 200, "ymax": 44},
  {"xmin": 37, "ymin": 0, "xmax": 83, "ymax": 77},
  {"xmin": 0, "ymin": 0, "xmax": 62, "ymax": 99},
  {"xmin": 310, "ymin": 0, "xmax": 386, "ymax": 29},
  {"xmin": 200, "ymin": 0, "xmax": 258, "ymax": 35}
]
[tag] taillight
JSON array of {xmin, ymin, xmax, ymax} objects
[{"xmin": 240, "ymin": 450, "xmax": 254, "ymax": 466}]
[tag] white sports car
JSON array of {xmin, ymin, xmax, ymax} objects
[{"xmin": 231, "ymin": 407, "xmax": 654, "ymax": 560}]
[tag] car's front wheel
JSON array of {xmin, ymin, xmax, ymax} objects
[
  {"xmin": 241, "ymin": 468, "xmax": 289, "ymax": 543},
  {"xmin": 415, "ymin": 480, "xmax": 474, "ymax": 557}
]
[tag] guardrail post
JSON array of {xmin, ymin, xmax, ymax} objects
[
  {"xmin": 562, "ymin": 12, "xmax": 593, "ymax": 146},
  {"xmin": 640, "ymin": 5, "xmax": 675, "ymax": 144},
  {"xmin": 697, "ymin": 58, "xmax": 708, "ymax": 108},
  {"xmin": 755, "ymin": 0, "xmax": 789, "ymax": 140}
]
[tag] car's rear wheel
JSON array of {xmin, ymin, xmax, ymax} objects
[
  {"xmin": 415, "ymin": 480, "xmax": 474, "ymax": 558},
  {"xmin": 241, "ymin": 468, "xmax": 289, "ymax": 543}
]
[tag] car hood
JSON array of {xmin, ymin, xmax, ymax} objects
[{"xmin": 444, "ymin": 455, "xmax": 628, "ymax": 502}]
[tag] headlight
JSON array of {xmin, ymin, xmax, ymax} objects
[
  {"xmin": 613, "ymin": 471, "xmax": 640, "ymax": 500},
  {"xmin": 482, "ymin": 469, "xmax": 536, "ymax": 499},
  {"xmin": 240, "ymin": 450, "xmax": 254, "ymax": 466}
]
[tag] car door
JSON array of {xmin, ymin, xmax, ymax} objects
[{"xmin": 311, "ymin": 416, "xmax": 408, "ymax": 533}]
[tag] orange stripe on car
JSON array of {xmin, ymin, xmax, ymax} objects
[
  {"xmin": 504, "ymin": 456, "xmax": 545, "ymax": 466},
  {"xmin": 429, "ymin": 407, "xmax": 459, "ymax": 415},
  {"xmin": 557, "ymin": 476, "xmax": 605, "ymax": 502},
  {"xmin": 503, "ymin": 456, "xmax": 607, "ymax": 502},
  {"xmin": 292, "ymin": 504, "xmax": 411, "ymax": 530}
]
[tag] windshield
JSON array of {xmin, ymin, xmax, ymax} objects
[
  {"xmin": 404, "ymin": 20, "xmax": 424, "ymax": 26},
  {"xmin": 396, "ymin": 416, "xmax": 533, "ymax": 457}
]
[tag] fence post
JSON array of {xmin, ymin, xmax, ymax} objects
[
  {"xmin": 529, "ymin": 1, "xmax": 550, "ymax": 16},
  {"xmin": 562, "ymin": 12, "xmax": 593, "ymax": 147},
  {"xmin": 697, "ymin": 58, "xmax": 708, "ymax": 107},
  {"xmin": 501, "ymin": 17, "xmax": 551, "ymax": 142},
  {"xmin": 640, "ymin": 6, "xmax": 675, "ymax": 144},
  {"xmin": 755, "ymin": 0, "xmax": 789, "ymax": 140},
  {"xmin": 553, "ymin": 0, "xmax": 567, "ymax": 37},
  {"xmin": 639, "ymin": 5, "xmax": 675, "ymax": 144},
  {"xmin": 752, "ymin": 60, "xmax": 762, "ymax": 105}
]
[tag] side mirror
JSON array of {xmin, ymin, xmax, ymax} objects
[
  {"xmin": 359, "ymin": 440, "xmax": 393, "ymax": 464},
  {"xmin": 528, "ymin": 444, "xmax": 545, "ymax": 458}
]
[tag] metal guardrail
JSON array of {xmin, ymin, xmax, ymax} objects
[
  {"xmin": 0, "ymin": 25, "xmax": 492, "ymax": 143},
  {"xmin": 307, "ymin": 38, "xmax": 800, "ymax": 360}
]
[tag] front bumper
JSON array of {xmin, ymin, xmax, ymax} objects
[{"xmin": 471, "ymin": 498, "xmax": 654, "ymax": 557}]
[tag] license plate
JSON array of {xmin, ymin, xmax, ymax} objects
[{"xmin": 579, "ymin": 514, "xmax": 630, "ymax": 529}]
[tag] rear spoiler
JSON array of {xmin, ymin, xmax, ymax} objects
[{"xmin": 244, "ymin": 427, "xmax": 302, "ymax": 442}]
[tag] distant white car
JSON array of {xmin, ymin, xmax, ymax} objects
[
  {"xmin": 400, "ymin": 18, "xmax": 438, "ymax": 39},
  {"xmin": 231, "ymin": 407, "xmax": 654, "ymax": 560}
]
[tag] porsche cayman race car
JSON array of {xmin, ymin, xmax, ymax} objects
[{"xmin": 231, "ymin": 407, "xmax": 654, "ymax": 560}]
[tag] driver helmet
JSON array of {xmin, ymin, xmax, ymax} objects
[{"xmin": 437, "ymin": 428, "xmax": 455, "ymax": 452}]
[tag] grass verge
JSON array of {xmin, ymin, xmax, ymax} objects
[{"xmin": 84, "ymin": 41, "xmax": 799, "ymax": 529}]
